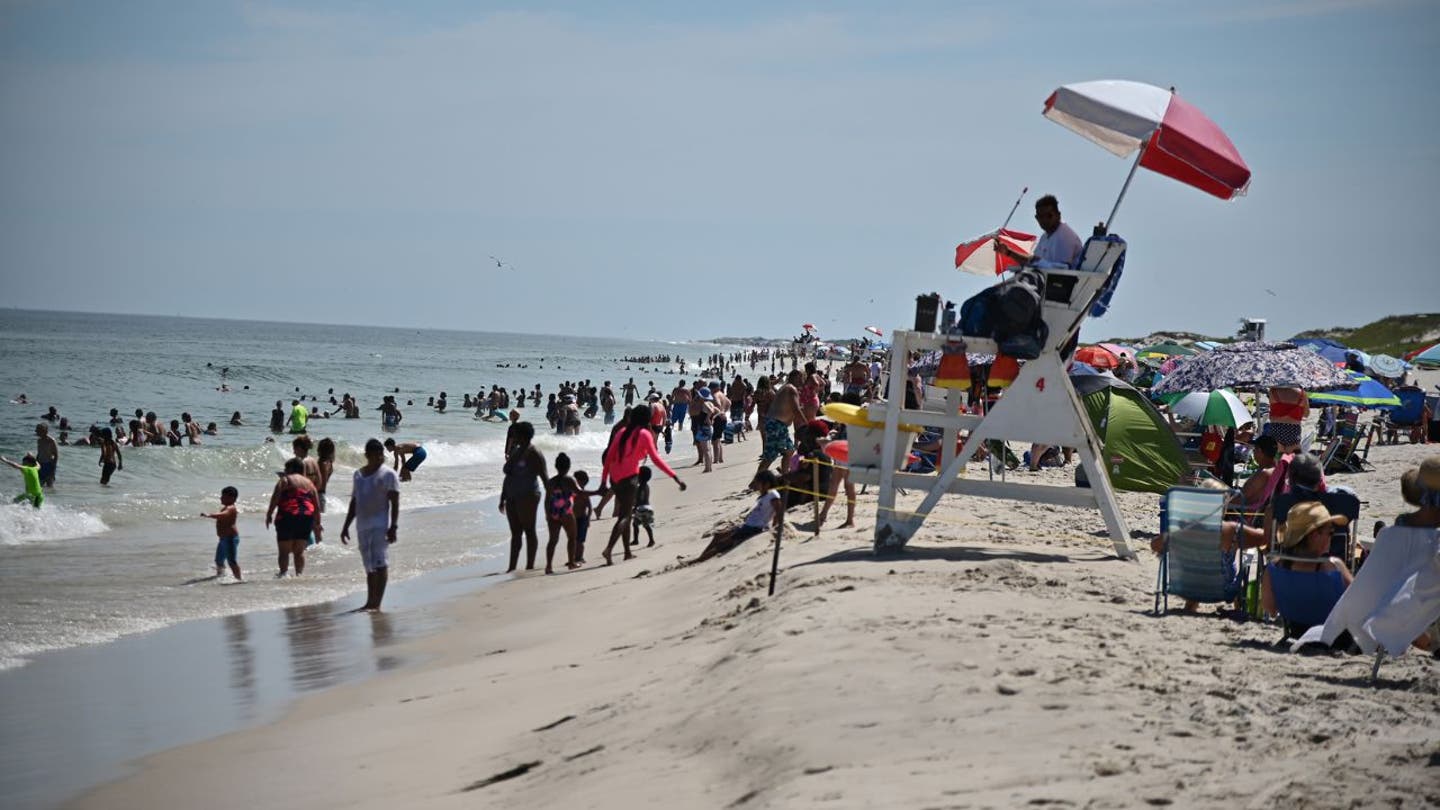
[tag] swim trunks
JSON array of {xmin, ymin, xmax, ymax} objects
[
  {"xmin": 761, "ymin": 418, "xmax": 794, "ymax": 464},
  {"xmin": 575, "ymin": 514, "xmax": 590, "ymax": 554},
  {"xmin": 694, "ymin": 425, "xmax": 714, "ymax": 443},
  {"xmin": 634, "ymin": 505, "xmax": 655, "ymax": 528},
  {"xmin": 403, "ymin": 446, "xmax": 427, "ymax": 472},
  {"xmin": 214, "ymin": 535, "xmax": 239, "ymax": 568},
  {"xmin": 37, "ymin": 461, "xmax": 55, "ymax": 486}
]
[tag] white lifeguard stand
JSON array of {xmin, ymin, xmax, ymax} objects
[
  {"xmin": 849, "ymin": 238, "xmax": 1137, "ymax": 559},
  {"xmin": 1238, "ymin": 318, "xmax": 1266, "ymax": 343}
]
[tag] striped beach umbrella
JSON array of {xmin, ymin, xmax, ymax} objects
[
  {"xmin": 1308, "ymin": 371, "xmax": 1401, "ymax": 408},
  {"xmin": 1161, "ymin": 389, "xmax": 1252, "ymax": 428}
]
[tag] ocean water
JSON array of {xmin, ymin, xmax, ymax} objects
[{"xmin": 0, "ymin": 309, "xmax": 735, "ymax": 670}]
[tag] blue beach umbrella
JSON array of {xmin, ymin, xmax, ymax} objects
[
  {"xmin": 1307, "ymin": 371, "xmax": 1401, "ymax": 408},
  {"xmin": 1292, "ymin": 337, "xmax": 1352, "ymax": 366}
]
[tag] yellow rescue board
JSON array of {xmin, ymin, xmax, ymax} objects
[{"xmin": 822, "ymin": 403, "xmax": 923, "ymax": 433}]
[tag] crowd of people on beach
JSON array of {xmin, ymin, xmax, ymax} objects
[{"xmin": 11, "ymin": 330, "xmax": 1436, "ymax": 654}]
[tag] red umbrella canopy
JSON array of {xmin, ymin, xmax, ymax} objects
[
  {"xmin": 802, "ymin": 323, "xmax": 816, "ymax": 330},
  {"xmin": 864, "ymin": 326, "xmax": 883, "ymax": 337},
  {"xmin": 1043, "ymin": 80, "xmax": 1251, "ymax": 200},
  {"xmin": 955, "ymin": 228, "xmax": 1038, "ymax": 276},
  {"xmin": 1075, "ymin": 345, "xmax": 1120, "ymax": 369}
]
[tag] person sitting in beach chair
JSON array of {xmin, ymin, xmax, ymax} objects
[
  {"xmin": 1152, "ymin": 479, "xmax": 1267, "ymax": 614},
  {"xmin": 1262, "ymin": 501, "xmax": 1353, "ymax": 639},
  {"xmin": 687, "ymin": 471, "xmax": 783, "ymax": 565}
]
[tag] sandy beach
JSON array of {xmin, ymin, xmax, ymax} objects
[{"xmin": 72, "ymin": 400, "xmax": 1440, "ymax": 810}]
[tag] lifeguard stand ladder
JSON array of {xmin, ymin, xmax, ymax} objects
[{"xmin": 850, "ymin": 239, "xmax": 1137, "ymax": 560}]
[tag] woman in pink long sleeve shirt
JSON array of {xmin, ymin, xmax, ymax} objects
[{"xmin": 600, "ymin": 406, "xmax": 686, "ymax": 564}]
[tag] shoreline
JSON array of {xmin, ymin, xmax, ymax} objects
[
  {"xmin": 0, "ymin": 539, "xmax": 515, "ymax": 810},
  {"xmin": 67, "ymin": 438, "xmax": 1440, "ymax": 810}
]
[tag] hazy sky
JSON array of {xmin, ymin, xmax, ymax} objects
[{"xmin": 2, "ymin": 1, "xmax": 1437, "ymax": 343}]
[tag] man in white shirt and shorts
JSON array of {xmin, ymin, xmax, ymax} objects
[{"xmin": 340, "ymin": 438, "xmax": 400, "ymax": 612}]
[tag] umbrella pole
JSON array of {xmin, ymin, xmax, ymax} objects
[
  {"xmin": 998, "ymin": 185, "xmax": 1029, "ymax": 232},
  {"xmin": 1103, "ymin": 143, "xmax": 1146, "ymax": 233}
]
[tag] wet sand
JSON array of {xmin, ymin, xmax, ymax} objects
[
  {"xmin": 68, "ymin": 404, "xmax": 1440, "ymax": 810},
  {"xmin": 1, "ymin": 548, "xmax": 505, "ymax": 810}
]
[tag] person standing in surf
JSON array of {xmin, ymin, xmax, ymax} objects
[
  {"xmin": 35, "ymin": 423, "xmax": 58, "ymax": 489},
  {"xmin": 287, "ymin": 399, "xmax": 309, "ymax": 434},
  {"xmin": 500, "ymin": 421, "xmax": 548, "ymax": 573},
  {"xmin": 340, "ymin": 439, "xmax": 400, "ymax": 612},
  {"xmin": 98, "ymin": 427, "xmax": 122, "ymax": 485},
  {"xmin": 266, "ymin": 458, "xmax": 320, "ymax": 578},
  {"xmin": 201, "ymin": 486, "xmax": 242, "ymax": 581}
]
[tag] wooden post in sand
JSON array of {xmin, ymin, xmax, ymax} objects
[{"xmin": 770, "ymin": 485, "xmax": 789, "ymax": 596}]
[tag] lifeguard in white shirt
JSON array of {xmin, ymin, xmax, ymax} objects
[{"xmin": 996, "ymin": 194, "xmax": 1083, "ymax": 269}]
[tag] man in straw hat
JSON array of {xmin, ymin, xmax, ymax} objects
[{"xmin": 1261, "ymin": 501, "xmax": 1353, "ymax": 633}]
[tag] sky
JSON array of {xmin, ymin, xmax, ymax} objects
[{"xmin": 1, "ymin": 0, "xmax": 1438, "ymax": 343}]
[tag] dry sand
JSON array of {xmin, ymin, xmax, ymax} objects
[{"xmin": 73, "ymin": 386, "xmax": 1440, "ymax": 810}]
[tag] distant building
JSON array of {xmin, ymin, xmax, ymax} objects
[{"xmin": 1238, "ymin": 318, "xmax": 1266, "ymax": 343}]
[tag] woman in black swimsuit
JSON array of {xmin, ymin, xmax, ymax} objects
[{"xmin": 500, "ymin": 421, "xmax": 548, "ymax": 572}]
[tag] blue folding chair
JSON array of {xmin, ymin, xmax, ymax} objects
[
  {"xmin": 1155, "ymin": 486, "xmax": 1245, "ymax": 614},
  {"xmin": 1270, "ymin": 488, "xmax": 1362, "ymax": 563}
]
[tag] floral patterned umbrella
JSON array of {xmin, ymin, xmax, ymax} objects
[{"xmin": 1150, "ymin": 341, "xmax": 1357, "ymax": 394}]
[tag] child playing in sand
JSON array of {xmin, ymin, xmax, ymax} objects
[
  {"xmin": 202, "ymin": 486, "xmax": 242, "ymax": 580},
  {"xmin": 688, "ymin": 471, "xmax": 783, "ymax": 565},
  {"xmin": 573, "ymin": 470, "xmax": 596, "ymax": 564},
  {"xmin": 632, "ymin": 466, "xmax": 657, "ymax": 548},
  {"xmin": 544, "ymin": 453, "xmax": 582, "ymax": 574},
  {"xmin": 2, "ymin": 454, "xmax": 44, "ymax": 508}
]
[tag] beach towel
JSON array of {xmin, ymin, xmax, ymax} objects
[{"xmin": 1294, "ymin": 525, "xmax": 1440, "ymax": 657}]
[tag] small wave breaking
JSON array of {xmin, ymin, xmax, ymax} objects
[{"xmin": 0, "ymin": 503, "xmax": 109, "ymax": 545}]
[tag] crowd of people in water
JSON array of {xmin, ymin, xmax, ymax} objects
[{"xmin": 5, "ymin": 344, "xmax": 879, "ymax": 608}]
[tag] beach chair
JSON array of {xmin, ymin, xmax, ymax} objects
[
  {"xmin": 1154, "ymin": 486, "xmax": 1245, "ymax": 615},
  {"xmin": 1318, "ymin": 412, "xmax": 1369, "ymax": 475},
  {"xmin": 1269, "ymin": 488, "xmax": 1362, "ymax": 564},
  {"xmin": 1376, "ymin": 387, "xmax": 1426, "ymax": 444}
]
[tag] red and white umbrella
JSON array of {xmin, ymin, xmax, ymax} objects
[
  {"xmin": 864, "ymin": 325, "xmax": 884, "ymax": 337},
  {"xmin": 954, "ymin": 228, "xmax": 1038, "ymax": 276},
  {"xmin": 1074, "ymin": 345, "xmax": 1120, "ymax": 369},
  {"xmin": 1043, "ymin": 80, "xmax": 1250, "ymax": 229},
  {"xmin": 801, "ymin": 323, "xmax": 816, "ymax": 331}
]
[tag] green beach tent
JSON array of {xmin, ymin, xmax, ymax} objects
[{"xmin": 1072, "ymin": 374, "xmax": 1189, "ymax": 494}]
